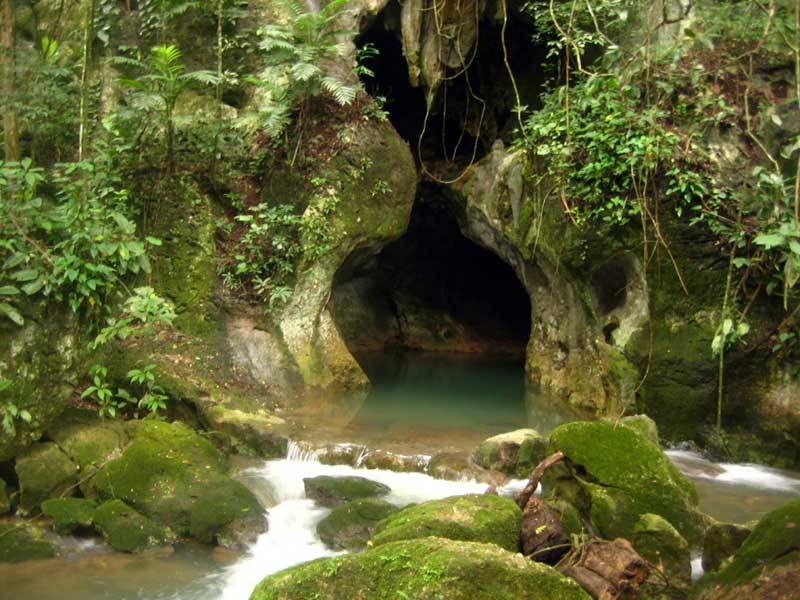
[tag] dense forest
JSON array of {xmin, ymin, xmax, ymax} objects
[{"xmin": 1, "ymin": 0, "xmax": 800, "ymax": 598}]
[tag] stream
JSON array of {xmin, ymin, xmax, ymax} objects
[{"xmin": 1, "ymin": 354, "xmax": 799, "ymax": 600}]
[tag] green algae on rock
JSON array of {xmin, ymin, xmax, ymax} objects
[
  {"xmin": 370, "ymin": 494, "xmax": 521, "ymax": 552},
  {"xmin": 86, "ymin": 420, "xmax": 265, "ymax": 545},
  {"xmin": 0, "ymin": 522, "xmax": 58, "ymax": 563},
  {"xmin": 249, "ymin": 537, "xmax": 591, "ymax": 600},
  {"xmin": 41, "ymin": 497, "xmax": 97, "ymax": 534},
  {"xmin": 303, "ymin": 475, "xmax": 391, "ymax": 508},
  {"xmin": 15, "ymin": 441, "xmax": 79, "ymax": 515},
  {"xmin": 93, "ymin": 499, "xmax": 171, "ymax": 553},
  {"xmin": 544, "ymin": 421, "xmax": 705, "ymax": 544},
  {"xmin": 317, "ymin": 498, "xmax": 401, "ymax": 551}
]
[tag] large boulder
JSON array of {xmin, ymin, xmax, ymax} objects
[
  {"xmin": 316, "ymin": 498, "xmax": 401, "ymax": 551},
  {"xmin": 41, "ymin": 497, "xmax": 97, "ymax": 534},
  {"xmin": 473, "ymin": 429, "xmax": 548, "ymax": 478},
  {"xmin": 699, "ymin": 498, "xmax": 800, "ymax": 588},
  {"xmin": 631, "ymin": 513, "xmax": 691, "ymax": 586},
  {"xmin": 544, "ymin": 421, "xmax": 705, "ymax": 544},
  {"xmin": 0, "ymin": 522, "xmax": 58, "ymax": 563},
  {"xmin": 303, "ymin": 475, "xmax": 390, "ymax": 508},
  {"xmin": 249, "ymin": 537, "xmax": 591, "ymax": 600},
  {"xmin": 371, "ymin": 494, "xmax": 521, "ymax": 552},
  {"xmin": 85, "ymin": 420, "xmax": 265, "ymax": 546},
  {"xmin": 15, "ymin": 442, "xmax": 78, "ymax": 514},
  {"xmin": 93, "ymin": 499, "xmax": 171, "ymax": 553}
]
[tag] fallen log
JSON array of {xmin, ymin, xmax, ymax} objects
[
  {"xmin": 558, "ymin": 538, "xmax": 650, "ymax": 599},
  {"xmin": 520, "ymin": 496, "xmax": 570, "ymax": 564},
  {"xmin": 513, "ymin": 451, "xmax": 565, "ymax": 510}
]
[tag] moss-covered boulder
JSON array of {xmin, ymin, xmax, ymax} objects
[
  {"xmin": 700, "ymin": 498, "xmax": 800, "ymax": 587},
  {"xmin": 702, "ymin": 521, "xmax": 752, "ymax": 572},
  {"xmin": 249, "ymin": 537, "xmax": 591, "ymax": 600},
  {"xmin": 0, "ymin": 522, "xmax": 58, "ymax": 563},
  {"xmin": 15, "ymin": 442, "xmax": 79, "ymax": 514},
  {"xmin": 86, "ymin": 420, "xmax": 265, "ymax": 546},
  {"xmin": 317, "ymin": 498, "xmax": 400, "ymax": 551},
  {"xmin": 303, "ymin": 475, "xmax": 390, "ymax": 508},
  {"xmin": 47, "ymin": 408, "xmax": 127, "ymax": 489},
  {"xmin": 544, "ymin": 421, "xmax": 704, "ymax": 544},
  {"xmin": 619, "ymin": 414, "xmax": 660, "ymax": 446},
  {"xmin": 371, "ymin": 494, "xmax": 521, "ymax": 551},
  {"xmin": 93, "ymin": 499, "xmax": 171, "ymax": 553},
  {"xmin": 41, "ymin": 497, "xmax": 97, "ymax": 534},
  {"xmin": 473, "ymin": 429, "xmax": 548, "ymax": 478},
  {"xmin": 632, "ymin": 513, "xmax": 691, "ymax": 586},
  {"xmin": 545, "ymin": 498, "xmax": 585, "ymax": 538},
  {"xmin": 0, "ymin": 478, "xmax": 9, "ymax": 514}
]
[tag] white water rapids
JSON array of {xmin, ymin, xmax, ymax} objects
[{"xmin": 208, "ymin": 443, "xmax": 527, "ymax": 600}]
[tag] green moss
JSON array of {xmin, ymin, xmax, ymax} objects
[
  {"xmin": 93, "ymin": 499, "xmax": 170, "ymax": 553},
  {"xmin": 703, "ymin": 498, "xmax": 800, "ymax": 586},
  {"xmin": 701, "ymin": 521, "xmax": 752, "ymax": 573},
  {"xmin": 0, "ymin": 522, "xmax": 58, "ymax": 563},
  {"xmin": 189, "ymin": 476, "xmax": 265, "ymax": 545},
  {"xmin": 317, "ymin": 498, "xmax": 400, "ymax": 551},
  {"xmin": 303, "ymin": 475, "xmax": 390, "ymax": 508},
  {"xmin": 41, "ymin": 498, "xmax": 97, "ymax": 534},
  {"xmin": 86, "ymin": 420, "xmax": 263, "ymax": 543},
  {"xmin": 619, "ymin": 414, "xmax": 660, "ymax": 446},
  {"xmin": 545, "ymin": 421, "xmax": 704, "ymax": 544},
  {"xmin": 0, "ymin": 478, "xmax": 9, "ymax": 514},
  {"xmin": 632, "ymin": 513, "xmax": 691, "ymax": 585},
  {"xmin": 15, "ymin": 442, "xmax": 79, "ymax": 515},
  {"xmin": 249, "ymin": 537, "xmax": 591, "ymax": 600},
  {"xmin": 544, "ymin": 499, "xmax": 585, "ymax": 538},
  {"xmin": 371, "ymin": 494, "xmax": 522, "ymax": 552}
]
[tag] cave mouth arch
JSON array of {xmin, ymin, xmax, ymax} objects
[{"xmin": 329, "ymin": 184, "xmax": 532, "ymax": 378}]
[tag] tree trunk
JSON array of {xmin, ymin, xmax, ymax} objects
[
  {"xmin": 78, "ymin": 0, "xmax": 96, "ymax": 161},
  {"xmin": 1, "ymin": 0, "xmax": 20, "ymax": 161}
]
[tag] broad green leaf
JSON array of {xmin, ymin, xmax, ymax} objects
[
  {"xmin": 0, "ymin": 303, "xmax": 24, "ymax": 325},
  {"xmin": 754, "ymin": 233, "xmax": 784, "ymax": 249},
  {"xmin": 0, "ymin": 286, "xmax": 21, "ymax": 296}
]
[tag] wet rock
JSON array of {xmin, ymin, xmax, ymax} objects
[
  {"xmin": 317, "ymin": 498, "xmax": 400, "ymax": 551},
  {"xmin": 15, "ymin": 442, "xmax": 78, "ymax": 514},
  {"xmin": 86, "ymin": 421, "xmax": 264, "ymax": 546},
  {"xmin": 371, "ymin": 494, "xmax": 521, "ymax": 551},
  {"xmin": 0, "ymin": 521, "xmax": 58, "ymax": 563},
  {"xmin": 702, "ymin": 521, "xmax": 752, "ymax": 572},
  {"xmin": 316, "ymin": 443, "xmax": 365, "ymax": 467},
  {"xmin": 631, "ymin": 513, "xmax": 691, "ymax": 586},
  {"xmin": 201, "ymin": 406, "xmax": 289, "ymax": 459},
  {"xmin": 303, "ymin": 475, "xmax": 390, "ymax": 508},
  {"xmin": 544, "ymin": 421, "xmax": 705, "ymax": 544},
  {"xmin": 250, "ymin": 537, "xmax": 591, "ymax": 600},
  {"xmin": 93, "ymin": 499, "xmax": 172, "ymax": 553},
  {"xmin": 520, "ymin": 496, "xmax": 570, "ymax": 564},
  {"xmin": 0, "ymin": 477, "xmax": 9, "ymax": 514},
  {"xmin": 698, "ymin": 498, "xmax": 800, "ymax": 589},
  {"xmin": 429, "ymin": 452, "xmax": 503, "ymax": 484},
  {"xmin": 360, "ymin": 449, "xmax": 429, "ymax": 473},
  {"xmin": 473, "ymin": 429, "xmax": 548, "ymax": 478},
  {"xmin": 41, "ymin": 497, "xmax": 97, "ymax": 534}
]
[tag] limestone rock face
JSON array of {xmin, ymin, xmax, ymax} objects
[
  {"xmin": 249, "ymin": 537, "xmax": 591, "ymax": 600},
  {"xmin": 543, "ymin": 421, "xmax": 705, "ymax": 545},
  {"xmin": 371, "ymin": 494, "xmax": 521, "ymax": 551},
  {"xmin": 0, "ymin": 302, "xmax": 79, "ymax": 461},
  {"xmin": 303, "ymin": 475, "xmax": 391, "ymax": 508},
  {"xmin": 15, "ymin": 441, "xmax": 79, "ymax": 515}
]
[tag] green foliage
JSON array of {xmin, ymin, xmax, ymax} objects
[
  {"xmin": 81, "ymin": 365, "xmax": 130, "ymax": 418},
  {"xmin": 114, "ymin": 45, "xmax": 219, "ymax": 163},
  {"xmin": 0, "ymin": 159, "xmax": 157, "ymax": 324},
  {"xmin": 0, "ymin": 380, "xmax": 32, "ymax": 436},
  {"xmin": 92, "ymin": 286, "xmax": 176, "ymax": 349},
  {"xmin": 246, "ymin": 0, "xmax": 358, "ymax": 138},
  {"xmin": 81, "ymin": 362, "xmax": 169, "ymax": 418},
  {"xmin": 125, "ymin": 364, "xmax": 169, "ymax": 414}
]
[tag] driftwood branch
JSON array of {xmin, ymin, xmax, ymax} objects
[{"xmin": 514, "ymin": 451, "xmax": 565, "ymax": 509}]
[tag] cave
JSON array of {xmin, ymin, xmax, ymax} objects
[
  {"xmin": 330, "ymin": 184, "xmax": 532, "ymax": 372},
  {"xmin": 355, "ymin": 0, "xmax": 549, "ymax": 165}
]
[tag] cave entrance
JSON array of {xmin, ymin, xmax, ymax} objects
[{"xmin": 330, "ymin": 184, "xmax": 531, "ymax": 364}]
